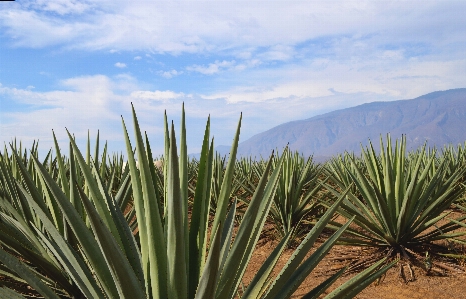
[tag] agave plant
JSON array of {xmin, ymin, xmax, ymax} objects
[
  {"xmin": 208, "ymin": 153, "xmax": 227, "ymax": 214},
  {"xmin": 209, "ymin": 154, "xmax": 254, "ymax": 217},
  {"xmin": 325, "ymin": 135, "xmax": 466, "ymax": 275},
  {"xmin": 266, "ymin": 150, "xmax": 326, "ymax": 243},
  {"xmin": 0, "ymin": 105, "xmax": 393, "ymax": 298},
  {"xmin": 440, "ymin": 142, "xmax": 466, "ymax": 203},
  {"xmin": 324, "ymin": 152, "xmax": 364, "ymax": 200}
]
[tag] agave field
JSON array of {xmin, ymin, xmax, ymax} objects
[{"xmin": 1, "ymin": 105, "xmax": 466, "ymax": 298}]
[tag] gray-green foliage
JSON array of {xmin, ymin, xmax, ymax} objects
[
  {"xmin": 0, "ymin": 106, "xmax": 393, "ymax": 298},
  {"xmin": 325, "ymin": 135, "xmax": 466, "ymax": 250},
  {"xmin": 270, "ymin": 151, "xmax": 325, "ymax": 240},
  {"xmin": 235, "ymin": 151, "xmax": 326, "ymax": 243}
]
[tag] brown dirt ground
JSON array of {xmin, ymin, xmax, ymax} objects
[
  {"xmin": 244, "ymin": 238, "xmax": 466, "ymax": 299},
  {"xmin": 243, "ymin": 212, "xmax": 466, "ymax": 299}
]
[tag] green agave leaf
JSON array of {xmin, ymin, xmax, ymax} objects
[
  {"xmin": 330, "ymin": 171, "xmax": 381, "ymax": 235},
  {"xmin": 166, "ymin": 121, "xmax": 188, "ymax": 299},
  {"xmin": 179, "ymin": 103, "xmax": 189, "ymax": 275},
  {"xmin": 0, "ymin": 263, "xmax": 26, "ymax": 285},
  {"xmin": 0, "ymin": 247, "xmax": 60, "ymax": 299},
  {"xmin": 164, "ymin": 110, "xmax": 170, "ymax": 214},
  {"xmin": 0, "ymin": 286, "xmax": 27, "ymax": 299},
  {"xmin": 264, "ymin": 186, "xmax": 351, "ymax": 299},
  {"xmin": 400, "ymin": 147, "xmax": 434, "ymax": 230},
  {"xmin": 396, "ymin": 146, "xmax": 425, "ymax": 234},
  {"xmin": 121, "ymin": 115, "xmax": 151, "ymax": 295},
  {"xmin": 88, "ymin": 157, "xmax": 144, "ymax": 282},
  {"xmin": 106, "ymin": 184, "xmax": 145, "ymax": 285},
  {"xmin": 30, "ymin": 154, "xmax": 119, "ymax": 298},
  {"xmin": 0, "ymin": 151, "xmax": 21, "ymax": 208},
  {"xmin": 211, "ymin": 113, "xmax": 242, "ymax": 241},
  {"xmin": 114, "ymin": 164, "xmax": 132, "ymax": 209},
  {"xmin": 271, "ymin": 216, "xmax": 355, "ymax": 299},
  {"xmin": 413, "ymin": 169, "xmax": 464, "ymax": 230},
  {"xmin": 125, "ymin": 104, "xmax": 167, "ymax": 299},
  {"xmin": 0, "ymin": 218, "xmax": 71, "ymax": 294},
  {"xmin": 29, "ymin": 156, "xmax": 64, "ymax": 234},
  {"xmin": 324, "ymin": 258, "xmax": 396, "ymax": 299},
  {"xmin": 93, "ymin": 130, "xmax": 100, "ymax": 170},
  {"xmin": 217, "ymin": 149, "xmax": 283, "ymax": 299},
  {"xmin": 67, "ymin": 130, "xmax": 123, "ymax": 249},
  {"xmin": 52, "ymin": 131, "xmax": 70, "ymax": 199},
  {"xmin": 0, "ymin": 198, "xmax": 43, "ymax": 253},
  {"xmin": 194, "ymin": 222, "xmax": 222, "ymax": 299},
  {"xmin": 68, "ymin": 142, "xmax": 84, "ymax": 222},
  {"xmin": 218, "ymin": 198, "xmax": 237, "ymax": 281},
  {"xmin": 100, "ymin": 141, "xmax": 108, "ymax": 180},
  {"xmin": 17, "ymin": 183, "xmax": 105, "ymax": 298},
  {"xmin": 34, "ymin": 227, "xmax": 103, "ymax": 298},
  {"xmin": 8, "ymin": 147, "xmax": 51, "ymax": 222},
  {"xmin": 346, "ymin": 155, "xmax": 391, "ymax": 237},
  {"xmin": 144, "ymin": 132, "xmax": 164, "ymax": 225},
  {"xmin": 242, "ymin": 231, "xmax": 292, "ymax": 299},
  {"xmin": 188, "ymin": 117, "xmax": 212, "ymax": 298},
  {"xmin": 301, "ymin": 267, "xmax": 347, "ymax": 299},
  {"xmin": 2, "ymin": 153, "xmax": 36, "ymax": 229},
  {"xmin": 79, "ymin": 185, "xmax": 146, "ymax": 299}
]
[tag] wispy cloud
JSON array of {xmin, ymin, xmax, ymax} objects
[
  {"xmin": 1, "ymin": 2, "xmax": 464, "ymax": 54},
  {"xmin": 130, "ymin": 90, "xmax": 189, "ymax": 102},
  {"xmin": 114, "ymin": 62, "xmax": 127, "ymax": 68},
  {"xmin": 187, "ymin": 60, "xmax": 236, "ymax": 75},
  {"xmin": 1, "ymin": 75, "xmax": 123, "ymax": 151},
  {"xmin": 159, "ymin": 69, "xmax": 183, "ymax": 79},
  {"xmin": 256, "ymin": 44, "xmax": 295, "ymax": 61},
  {"xmin": 25, "ymin": 0, "xmax": 94, "ymax": 15}
]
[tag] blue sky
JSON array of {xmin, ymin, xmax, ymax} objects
[{"xmin": 1, "ymin": 0, "xmax": 466, "ymax": 157}]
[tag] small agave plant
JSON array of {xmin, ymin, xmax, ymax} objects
[{"xmin": 0, "ymin": 105, "xmax": 393, "ymax": 298}]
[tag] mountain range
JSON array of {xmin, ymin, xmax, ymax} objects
[{"xmin": 215, "ymin": 88, "xmax": 466, "ymax": 161}]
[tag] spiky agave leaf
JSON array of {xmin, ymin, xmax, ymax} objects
[{"xmin": 325, "ymin": 135, "xmax": 466, "ymax": 252}]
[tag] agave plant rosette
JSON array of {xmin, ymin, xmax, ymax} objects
[
  {"xmin": 440, "ymin": 142, "xmax": 466, "ymax": 203},
  {"xmin": 325, "ymin": 135, "xmax": 466, "ymax": 276},
  {"xmin": 268, "ymin": 150, "xmax": 325, "ymax": 243},
  {"xmin": 0, "ymin": 105, "xmax": 394, "ymax": 298}
]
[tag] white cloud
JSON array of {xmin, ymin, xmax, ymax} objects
[
  {"xmin": 130, "ymin": 90, "xmax": 188, "ymax": 101},
  {"xmin": 256, "ymin": 44, "xmax": 295, "ymax": 61},
  {"xmin": 134, "ymin": 56, "xmax": 142, "ymax": 60},
  {"xmin": 159, "ymin": 69, "xmax": 183, "ymax": 79},
  {"xmin": 379, "ymin": 50, "xmax": 404, "ymax": 61},
  {"xmin": 2, "ymin": 1, "xmax": 464, "ymax": 54},
  {"xmin": 187, "ymin": 60, "xmax": 236, "ymax": 75},
  {"xmin": 0, "ymin": 75, "xmax": 128, "ymax": 150},
  {"xmin": 26, "ymin": 0, "xmax": 93, "ymax": 15},
  {"xmin": 114, "ymin": 62, "xmax": 127, "ymax": 68},
  {"xmin": 2, "ymin": 55, "xmax": 466, "ymax": 158},
  {"xmin": 202, "ymin": 57, "xmax": 466, "ymax": 103}
]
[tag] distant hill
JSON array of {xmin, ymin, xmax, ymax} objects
[{"xmin": 215, "ymin": 88, "xmax": 466, "ymax": 161}]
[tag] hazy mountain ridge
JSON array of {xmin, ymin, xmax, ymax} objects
[{"xmin": 216, "ymin": 88, "xmax": 466, "ymax": 161}]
